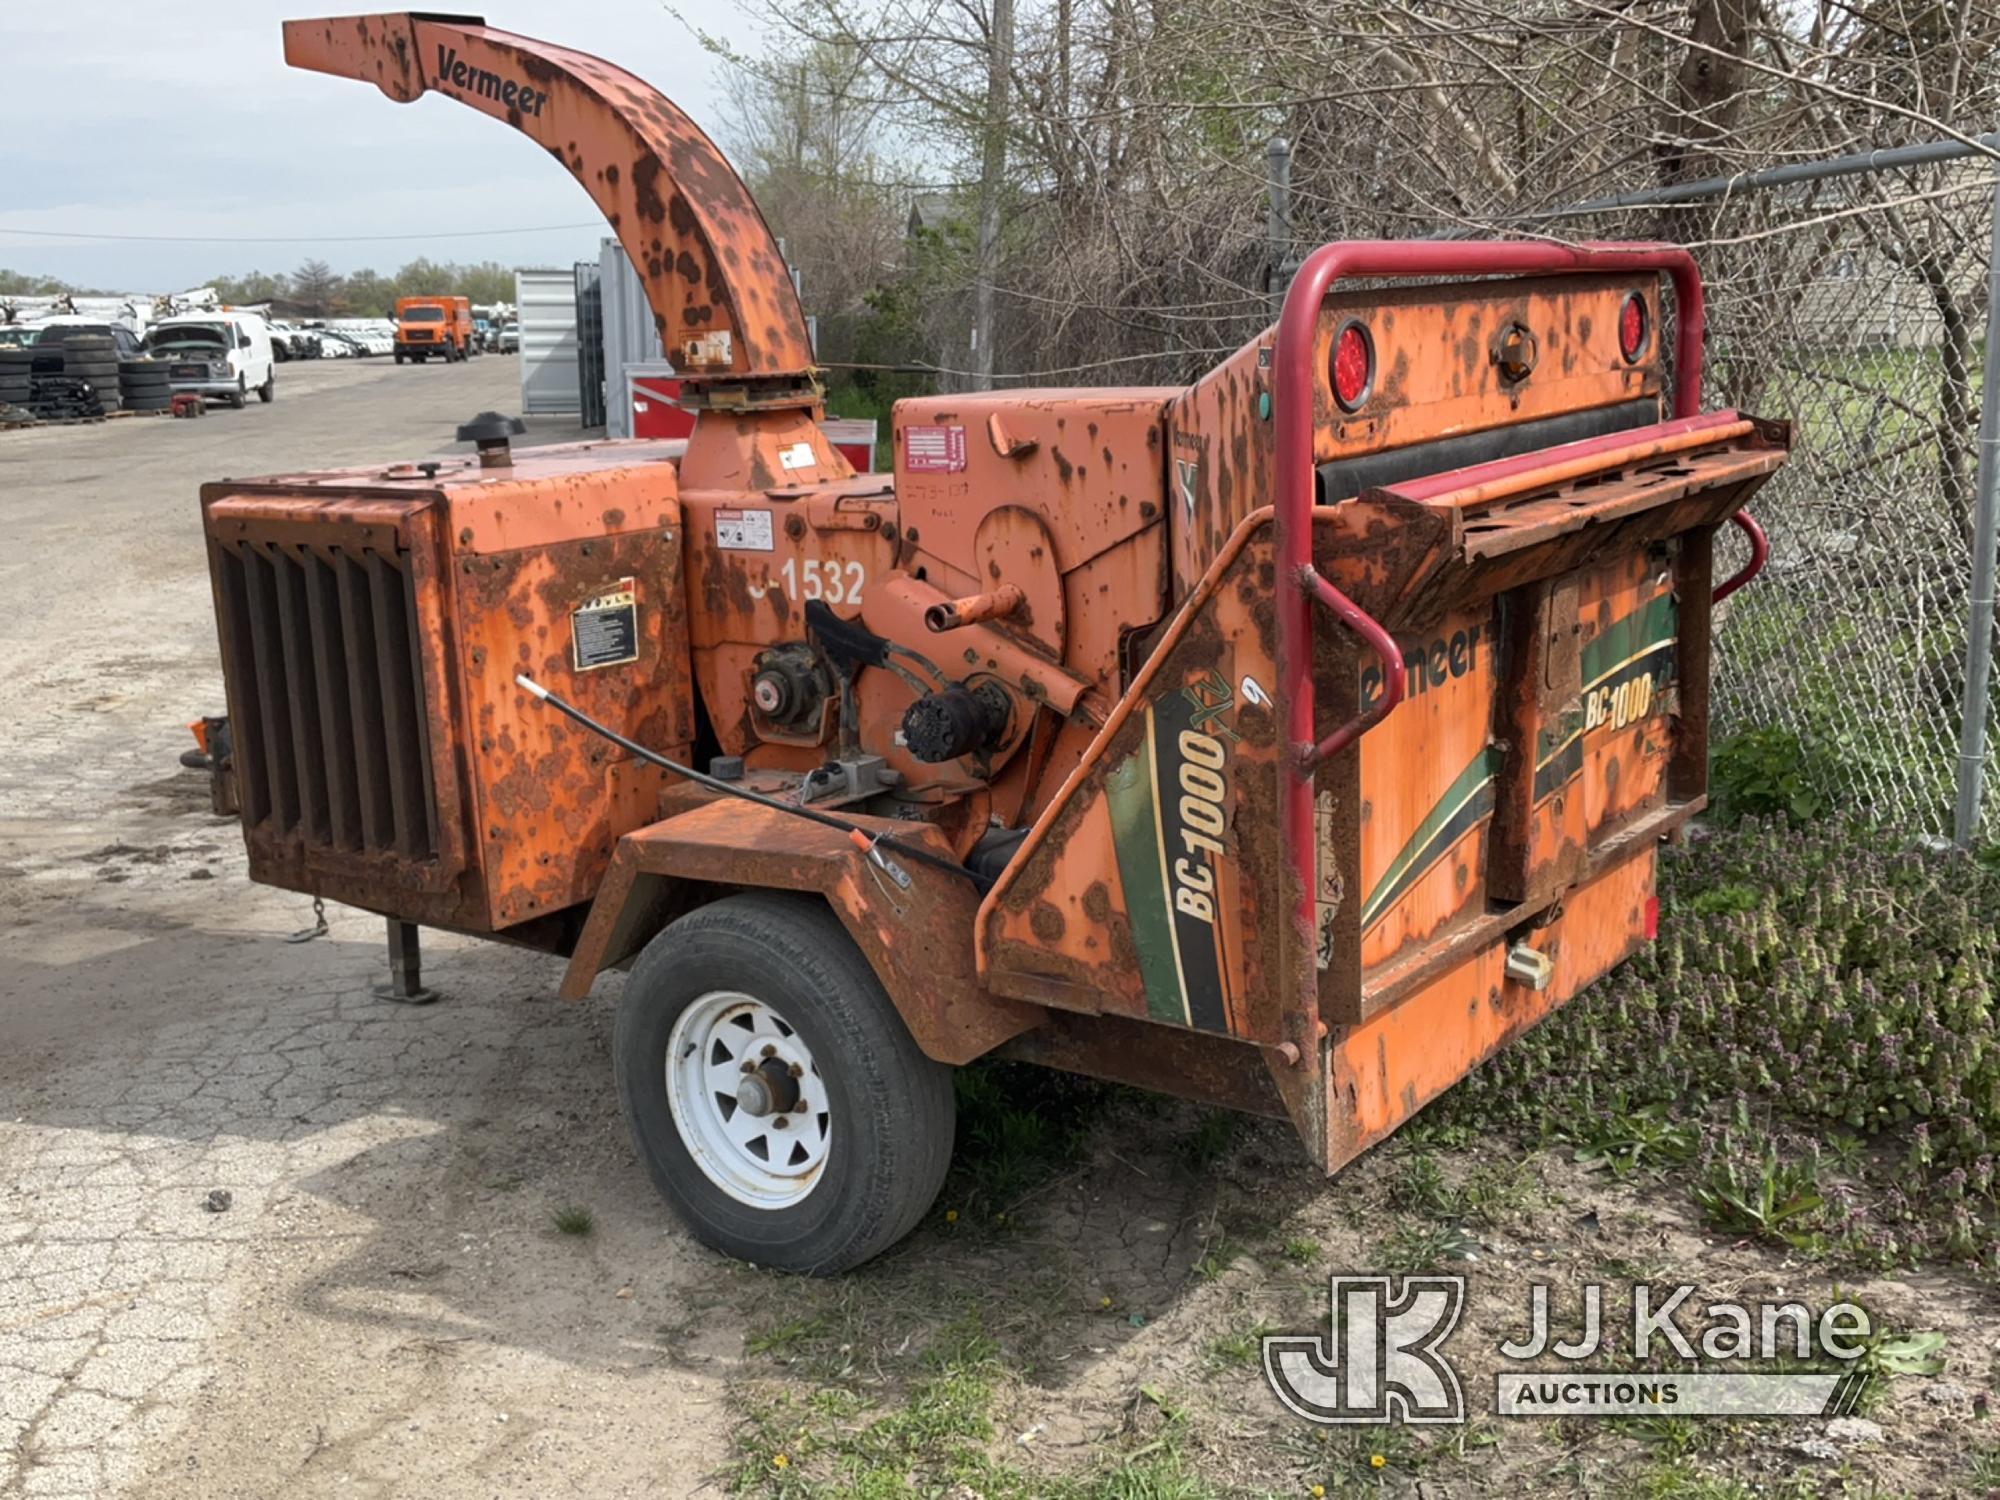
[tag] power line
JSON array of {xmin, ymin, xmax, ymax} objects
[{"xmin": 0, "ymin": 221, "xmax": 604, "ymax": 245}]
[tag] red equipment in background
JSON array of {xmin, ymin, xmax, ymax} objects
[{"xmin": 630, "ymin": 365, "xmax": 877, "ymax": 472}]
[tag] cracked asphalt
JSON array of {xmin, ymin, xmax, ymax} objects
[{"xmin": 0, "ymin": 360, "xmax": 740, "ymax": 1496}]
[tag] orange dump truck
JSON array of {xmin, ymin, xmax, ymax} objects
[
  {"xmin": 194, "ymin": 13, "xmax": 1788, "ymax": 1274},
  {"xmin": 394, "ymin": 294, "xmax": 473, "ymax": 363}
]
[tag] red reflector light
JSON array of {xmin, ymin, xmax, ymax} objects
[
  {"xmin": 1619, "ymin": 294, "xmax": 1649, "ymax": 363},
  {"xmin": 1643, "ymin": 895, "xmax": 1661, "ymax": 941},
  {"xmin": 1331, "ymin": 321, "xmax": 1373, "ymax": 411}
]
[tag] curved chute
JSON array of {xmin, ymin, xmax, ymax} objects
[{"xmin": 284, "ymin": 12, "xmax": 816, "ymax": 398}]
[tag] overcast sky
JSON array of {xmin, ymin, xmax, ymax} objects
[{"xmin": 0, "ymin": 1, "xmax": 758, "ymax": 293}]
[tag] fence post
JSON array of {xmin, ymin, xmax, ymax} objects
[{"xmin": 1954, "ymin": 174, "xmax": 2000, "ymax": 847}]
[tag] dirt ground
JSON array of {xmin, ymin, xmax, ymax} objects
[{"xmin": 3, "ymin": 357, "xmax": 1996, "ymax": 1499}]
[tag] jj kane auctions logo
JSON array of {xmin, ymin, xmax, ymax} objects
[{"xmin": 1265, "ymin": 1276, "xmax": 1876, "ymax": 1423}]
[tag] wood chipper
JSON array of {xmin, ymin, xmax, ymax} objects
[{"xmin": 196, "ymin": 13, "xmax": 1787, "ymax": 1272}]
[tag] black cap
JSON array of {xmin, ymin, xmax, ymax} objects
[{"xmin": 456, "ymin": 410, "xmax": 526, "ymax": 445}]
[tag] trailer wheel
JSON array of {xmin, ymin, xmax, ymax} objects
[{"xmin": 615, "ymin": 892, "xmax": 954, "ymax": 1274}]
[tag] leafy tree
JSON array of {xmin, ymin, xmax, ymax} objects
[
  {"xmin": 206, "ymin": 269, "xmax": 290, "ymax": 307},
  {"xmin": 290, "ymin": 258, "xmax": 344, "ymax": 314}
]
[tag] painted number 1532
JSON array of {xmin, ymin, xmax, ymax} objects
[{"xmin": 779, "ymin": 557, "xmax": 866, "ymax": 605}]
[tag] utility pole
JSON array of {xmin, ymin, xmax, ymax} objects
[
  {"xmin": 970, "ymin": 0, "xmax": 1015, "ymax": 391},
  {"xmin": 1265, "ymin": 136, "xmax": 1294, "ymax": 310}
]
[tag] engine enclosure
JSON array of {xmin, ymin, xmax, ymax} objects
[{"xmin": 201, "ymin": 440, "xmax": 693, "ymax": 936}]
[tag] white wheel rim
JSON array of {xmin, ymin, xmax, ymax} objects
[{"xmin": 666, "ymin": 990, "xmax": 830, "ymax": 1209}]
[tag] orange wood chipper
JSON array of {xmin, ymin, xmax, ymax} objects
[{"xmin": 196, "ymin": 13, "xmax": 1788, "ymax": 1271}]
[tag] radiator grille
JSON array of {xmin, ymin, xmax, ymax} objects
[{"xmin": 213, "ymin": 539, "xmax": 440, "ymax": 861}]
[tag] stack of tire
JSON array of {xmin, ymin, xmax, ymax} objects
[
  {"xmin": 0, "ymin": 348, "xmax": 30, "ymax": 418},
  {"xmin": 119, "ymin": 358, "xmax": 172, "ymax": 414},
  {"xmin": 60, "ymin": 334, "xmax": 121, "ymax": 415}
]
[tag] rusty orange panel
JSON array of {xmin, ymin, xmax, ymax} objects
[
  {"xmin": 892, "ymin": 391, "xmax": 1178, "ymax": 586},
  {"xmin": 1354, "ymin": 605, "xmax": 1499, "ymax": 973},
  {"xmin": 980, "ymin": 516, "xmax": 1290, "ymax": 1044},
  {"xmin": 560, "ymin": 800, "xmax": 1043, "ymax": 1064},
  {"xmin": 1325, "ymin": 842, "xmax": 1656, "ymax": 1169},
  {"xmin": 1167, "ymin": 275, "xmax": 1664, "ymax": 596},
  {"xmin": 450, "ymin": 525, "xmax": 694, "ymax": 928},
  {"xmin": 1573, "ymin": 551, "xmax": 1678, "ymax": 840}
]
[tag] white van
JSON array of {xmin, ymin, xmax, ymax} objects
[{"xmin": 147, "ymin": 311, "xmax": 276, "ymax": 407}]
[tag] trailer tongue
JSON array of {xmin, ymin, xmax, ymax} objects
[{"xmin": 196, "ymin": 12, "xmax": 1788, "ymax": 1271}]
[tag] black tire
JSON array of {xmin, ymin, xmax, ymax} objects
[
  {"xmin": 126, "ymin": 394, "xmax": 172, "ymax": 412},
  {"xmin": 257, "ymin": 374, "xmax": 274, "ymax": 404},
  {"xmin": 227, "ymin": 376, "xmax": 247, "ymax": 410},
  {"xmin": 394, "ymin": 352, "xmax": 404, "ymax": 366},
  {"xmin": 615, "ymin": 892, "xmax": 954, "ymax": 1274}
]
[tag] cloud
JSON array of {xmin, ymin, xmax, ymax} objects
[{"xmin": 0, "ymin": 0, "xmax": 759, "ymax": 291}]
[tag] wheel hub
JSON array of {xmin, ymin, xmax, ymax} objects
[
  {"xmin": 735, "ymin": 1057, "xmax": 801, "ymax": 1118},
  {"xmin": 666, "ymin": 991, "xmax": 830, "ymax": 1208}
]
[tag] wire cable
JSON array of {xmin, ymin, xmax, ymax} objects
[
  {"xmin": 0, "ymin": 222, "xmax": 602, "ymax": 245},
  {"xmin": 514, "ymin": 674, "xmax": 990, "ymax": 892}
]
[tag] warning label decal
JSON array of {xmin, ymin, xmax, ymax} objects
[
  {"xmin": 572, "ymin": 579, "xmax": 640, "ymax": 671},
  {"xmin": 715, "ymin": 508, "xmax": 775, "ymax": 551},
  {"xmin": 903, "ymin": 424, "xmax": 967, "ymax": 473}
]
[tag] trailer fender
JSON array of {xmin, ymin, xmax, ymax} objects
[{"xmin": 558, "ymin": 800, "xmax": 1044, "ymax": 1065}]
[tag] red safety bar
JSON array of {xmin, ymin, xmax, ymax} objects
[
  {"xmin": 1272, "ymin": 240, "xmax": 1711, "ymax": 1052},
  {"xmin": 1713, "ymin": 510, "xmax": 1769, "ymax": 603}
]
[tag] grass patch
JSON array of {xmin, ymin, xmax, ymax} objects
[
  {"xmin": 730, "ymin": 1316, "xmax": 1227, "ymax": 1499},
  {"xmin": 1438, "ymin": 816, "xmax": 2000, "ymax": 1268},
  {"xmin": 550, "ymin": 1204, "xmax": 594, "ymax": 1236},
  {"xmin": 942, "ymin": 1062, "xmax": 1112, "ymax": 1226}
]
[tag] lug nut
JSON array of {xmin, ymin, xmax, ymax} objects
[
  {"xmin": 760, "ymin": 1044, "xmax": 777, "ymax": 1059},
  {"xmin": 773, "ymin": 1117, "xmax": 790, "ymax": 1130},
  {"xmin": 740, "ymin": 1060, "xmax": 755, "ymax": 1074},
  {"xmin": 788, "ymin": 1062, "xmax": 804, "ymax": 1078}
]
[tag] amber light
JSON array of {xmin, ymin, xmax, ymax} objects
[
  {"xmin": 1331, "ymin": 321, "xmax": 1373, "ymax": 411},
  {"xmin": 1619, "ymin": 294, "xmax": 1650, "ymax": 363}
]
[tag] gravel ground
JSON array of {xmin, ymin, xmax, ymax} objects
[{"xmin": 0, "ymin": 358, "xmax": 740, "ymax": 1498}]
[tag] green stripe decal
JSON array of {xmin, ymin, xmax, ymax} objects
[
  {"xmin": 1361, "ymin": 747, "xmax": 1500, "ymax": 930},
  {"xmin": 1581, "ymin": 593, "xmax": 1676, "ymax": 688},
  {"xmin": 1107, "ymin": 716, "xmax": 1191, "ymax": 1024},
  {"xmin": 1359, "ymin": 596, "xmax": 1681, "ymax": 933}
]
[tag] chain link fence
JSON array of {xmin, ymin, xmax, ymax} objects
[{"xmin": 1461, "ymin": 151, "xmax": 2000, "ymax": 846}]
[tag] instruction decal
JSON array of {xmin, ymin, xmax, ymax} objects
[
  {"xmin": 903, "ymin": 424, "xmax": 967, "ymax": 473},
  {"xmin": 571, "ymin": 579, "xmax": 640, "ymax": 672},
  {"xmin": 715, "ymin": 508, "xmax": 775, "ymax": 551}
]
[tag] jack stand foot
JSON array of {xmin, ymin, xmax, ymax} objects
[{"xmin": 373, "ymin": 919, "xmax": 439, "ymax": 1005}]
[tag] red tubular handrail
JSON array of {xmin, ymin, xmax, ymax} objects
[
  {"xmin": 1303, "ymin": 567, "xmax": 1405, "ymax": 762},
  {"xmin": 1713, "ymin": 510, "xmax": 1769, "ymax": 603},
  {"xmin": 1273, "ymin": 240, "xmax": 1708, "ymax": 1046}
]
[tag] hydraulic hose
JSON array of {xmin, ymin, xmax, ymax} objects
[{"xmin": 514, "ymin": 675, "xmax": 991, "ymax": 891}]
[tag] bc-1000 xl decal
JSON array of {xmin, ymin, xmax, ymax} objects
[{"xmin": 1108, "ymin": 670, "xmax": 1239, "ymax": 1032}]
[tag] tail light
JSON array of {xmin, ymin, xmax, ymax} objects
[
  {"xmin": 1643, "ymin": 894, "xmax": 1661, "ymax": 940},
  {"xmin": 1619, "ymin": 294, "xmax": 1649, "ymax": 363},
  {"xmin": 1331, "ymin": 320, "xmax": 1373, "ymax": 411}
]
